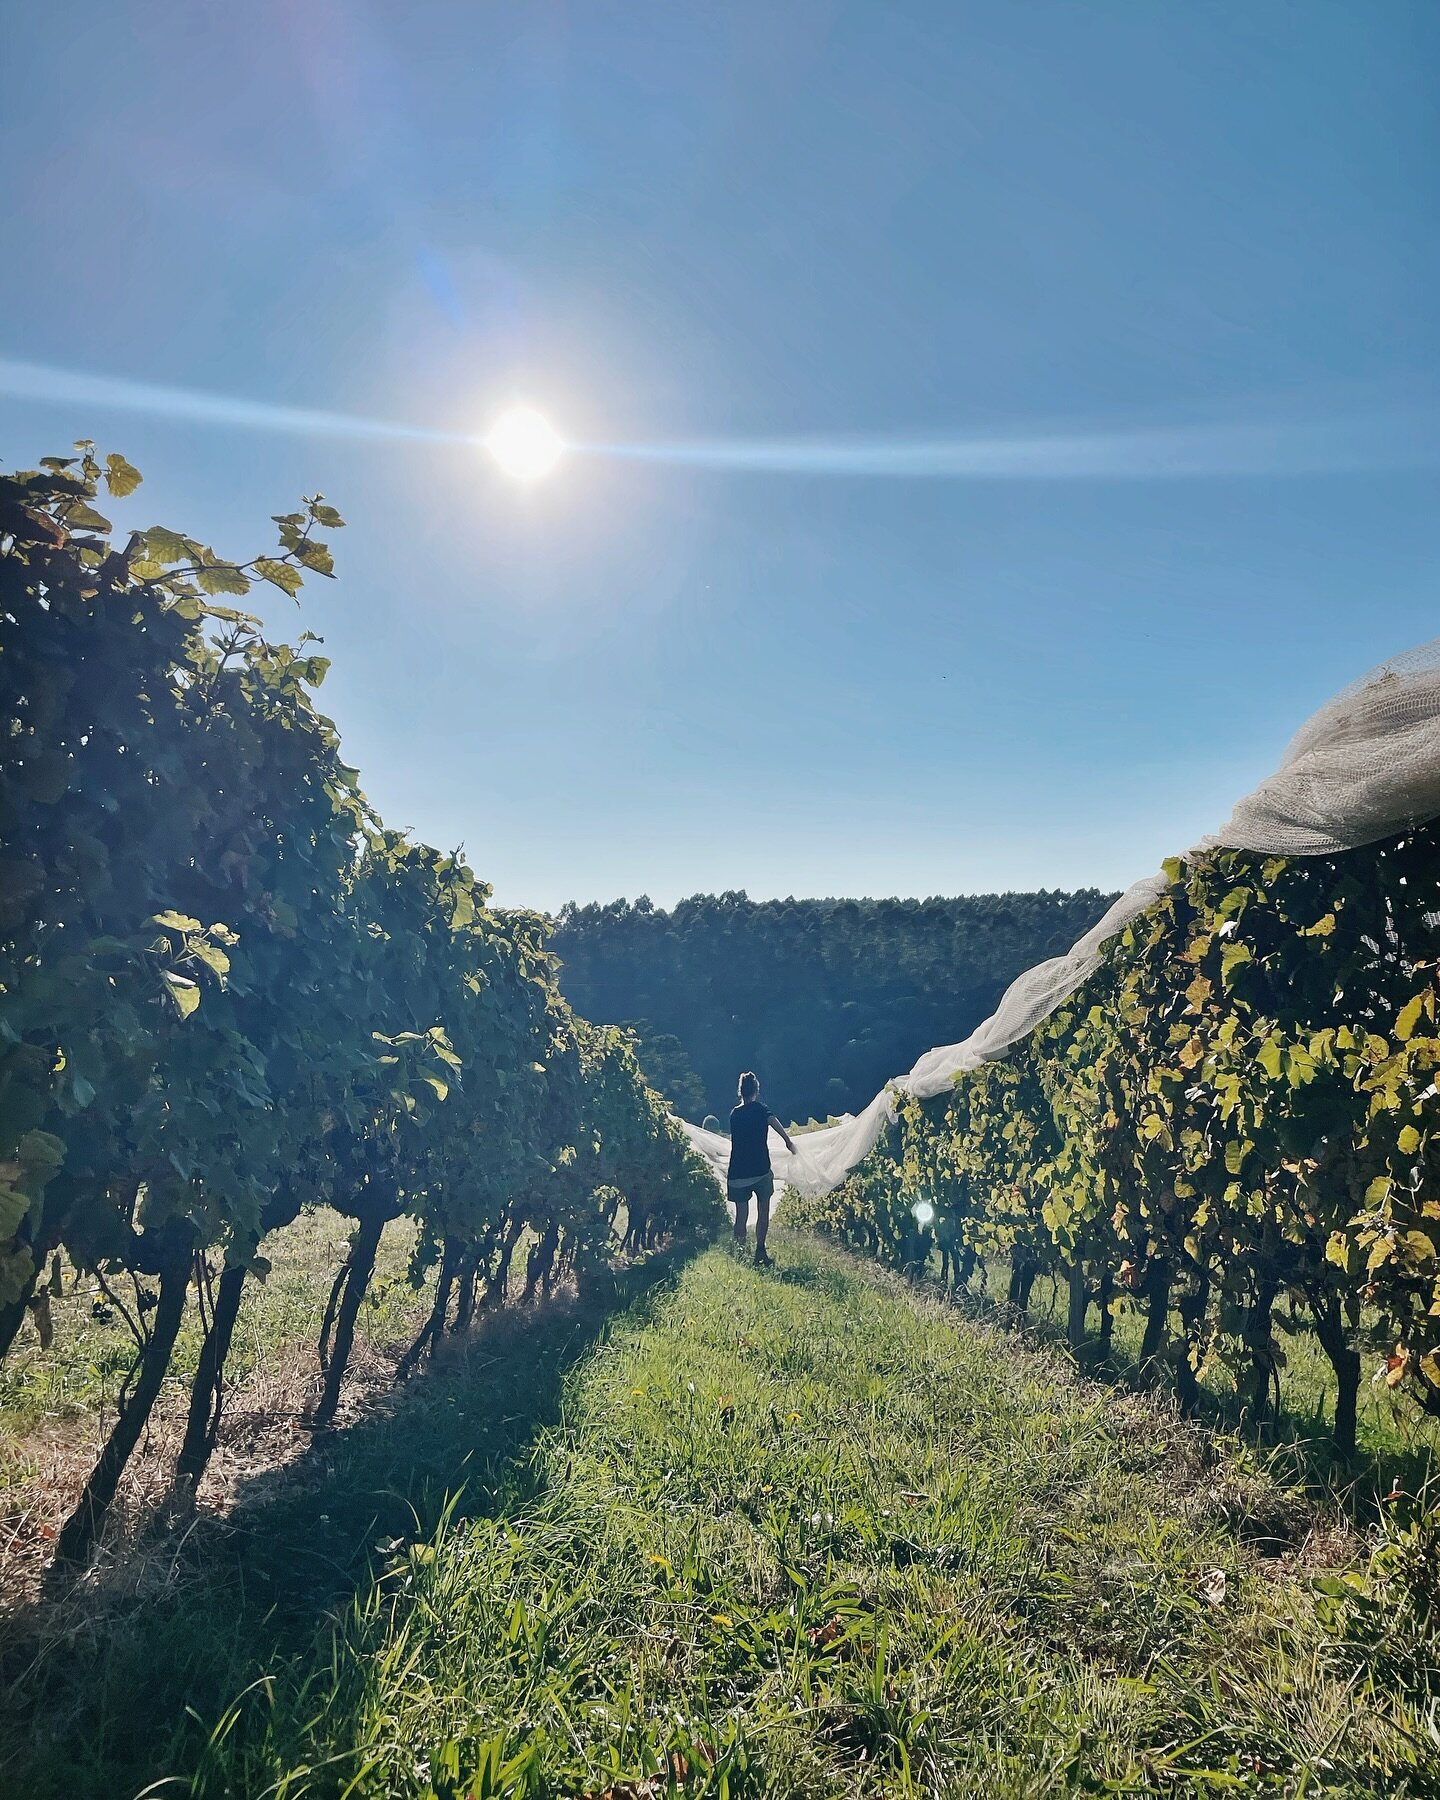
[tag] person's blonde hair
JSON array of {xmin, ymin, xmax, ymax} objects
[{"xmin": 738, "ymin": 1071, "xmax": 759, "ymax": 1102}]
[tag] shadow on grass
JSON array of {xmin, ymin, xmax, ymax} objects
[
  {"xmin": 0, "ymin": 1235, "xmax": 708, "ymax": 1800},
  {"xmin": 772, "ymin": 1257, "xmax": 851, "ymax": 1303},
  {"xmin": 838, "ymin": 1239, "xmax": 1438, "ymax": 1522}
]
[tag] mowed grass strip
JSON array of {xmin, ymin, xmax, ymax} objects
[{"xmin": 184, "ymin": 1233, "xmax": 1422, "ymax": 1799}]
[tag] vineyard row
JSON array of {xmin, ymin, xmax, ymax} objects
[
  {"xmin": 788, "ymin": 827, "xmax": 1440, "ymax": 1458},
  {"xmin": 0, "ymin": 447, "xmax": 723, "ymax": 1567}
]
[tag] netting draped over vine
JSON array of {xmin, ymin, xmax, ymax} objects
[{"xmin": 680, "ymin": 638, "xmax": 1440, "ymax": 1200}]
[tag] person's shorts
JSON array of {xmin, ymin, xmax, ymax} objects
[{"xmin": 727, "ymin": 1175, "xmax": 774, "ymax": 1211}]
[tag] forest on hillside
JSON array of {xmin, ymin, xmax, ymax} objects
[{"xmin": 549, "ymin": 889, "xmax": 1117, "ymax": 1122}]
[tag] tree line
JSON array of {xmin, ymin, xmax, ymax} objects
[
  {"xmin": 0, "ymin": 446, "xmax": 722, "ymax": 1568},
  {"xmin": 787, "ymin": 827, "xmax": 1440, "ymax": 1457},
  {"xmin": 551, "ymin": 886, "xmax": 1116, "ymax": 1124}
]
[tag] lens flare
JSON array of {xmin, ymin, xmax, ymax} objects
[
  {"xmin": 912, "ymin": 1200, "xmax": 935, "ymax": 1230},
  {"xmin": 484, "ymin": 406, "xmax": 564, "ymax": 481}
]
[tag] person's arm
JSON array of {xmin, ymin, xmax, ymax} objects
[{"xmin": 769, "ymin": 1113, "xmax": 796, "ymax": 1155}]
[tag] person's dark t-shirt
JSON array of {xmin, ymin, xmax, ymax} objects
[{"xmin": 728, "ymin": 1099, "xmax": 774, "ymax": 1182}]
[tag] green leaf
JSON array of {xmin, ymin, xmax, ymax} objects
[
  {"xmin": 196, "ymin": 562, "xmax": 252, "ymax": 596},
  {"xmin": 65, "ymin": 501, "xmax": 112, "ymax": 532},
  {"xmin": 151, "ymin": 910, "xmax": 203, "ymax": 933},
  {"xmin": 0, "ymin": 1184, "xmax": 28, "ymax": 1239},
  {"xmin": 255, "ymin": 557, "xmax": 303, "ymax": 597},
  {"xmin": 17, "ymin": 1131, "xmax": 65, "ymax": 1180},
  {"xmin": 296, "ymin": 540, "xmax": 335, "ymax": 576},
  {"xmin": 1396, "ymin": 992, "xmax": 1428, "ymax": 1042},
  {"xmin": 1285, "ymin": 1044, "xmax": 1317, "ymax": 1088},
  {"xmin": 1398, "ymin": 1125, "xmax": 1422, "ymax": 1156},
  {"xmin": 104, "ymin": 453, "xmax": 143, "ymax": 497},
  {"xmin": 17, "ymin": 1130, "xmax": 65, "ymax": 1173},
  {"xmin": 162, "ymin": 971, "xmax": 202, "ymax": 1018},
  {"xmin": 187, "ymin": 939, "xmax": 230, "ymax": 980},
  {"xmin": 143, "ymin": 525, "xmax": 190, "ymax": 563}
]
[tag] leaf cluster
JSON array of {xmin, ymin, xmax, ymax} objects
[
  {"xmin": 0, "ymin": 448, "xmax": 724, "ymax": 1541},
  {"xmin": 791, "ymin": 830, "xmax": 1440, "ymax": 1438}
]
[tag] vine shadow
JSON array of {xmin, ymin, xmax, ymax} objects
[
  {"xmin": 0, "ymin": 1235, "xmax": 708, "ymax": 1800},
  {"xmin": 849, "ymin": 1238, "xmax": 1439, "ymax": 1521}
]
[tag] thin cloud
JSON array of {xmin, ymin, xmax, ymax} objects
[
  {"xmin": 0, "ymin": 356, "xmax": 473, "ymax": 447},
  {"xmin": 2, "ymin": 355, "xmax": 1434, "ymax": 479},
  {"xmin": 598, "ymin": 409, "xmax": 1440, "ymax": 479}
]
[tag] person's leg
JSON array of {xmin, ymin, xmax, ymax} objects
[
  {"xmin": 754, "ymin": 1177, "xmax": 774, "ymax": 1263},
  {"xmin": 732, "ymin": 1187, "xmax": 750, "ymax": 1243}
]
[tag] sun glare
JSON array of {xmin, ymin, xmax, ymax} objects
[{"xmin": 484, "ymin": 406, "xmax": 565, "ymax": 481}]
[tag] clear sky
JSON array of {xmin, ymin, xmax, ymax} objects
[{"xmin": 5, "ymin": 2, "xmax": 1438, "ymax": 911}]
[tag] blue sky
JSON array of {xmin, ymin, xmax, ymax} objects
[{"xmin": 4, "ymin": 1, "xmax": 1438, "ymax": 910}]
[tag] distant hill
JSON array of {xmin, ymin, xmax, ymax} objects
[{"xmin": 549, "ymin": 888, "xmax": 1117, "ymax": 1123}]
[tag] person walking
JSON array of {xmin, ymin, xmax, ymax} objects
[{"xmin": 728, "ymin": 1071, "xmax": 794, "ymax": 1268}]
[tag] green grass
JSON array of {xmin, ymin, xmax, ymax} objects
[
  {"xmin": 0, "ymin": 1212, "xmax": 424, "ymax": 1457},
  {"xmin": 8, "ymin": 1231, "xmax": 1431, "ymax": 1798},
  {"xmin": 0, "ymin": 1236, "xmax": 693, "ymax": 1799},
  {"xmin": 960, "ymin": 1256, "xmax": 1440, "ymax": 1493}
]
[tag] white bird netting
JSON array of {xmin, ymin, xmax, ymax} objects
[{"xmin": 680, "ymin": 638, "xmax": 1440, "ymax": 1201}]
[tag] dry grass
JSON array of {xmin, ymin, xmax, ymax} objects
[
  {"xmin": 0, "ymin": 1212, "xmax": 429, "ymax": 1623},
  {"xmin": 0, "ymin": 1233, "xmax": 667, "ymax": 1800}
]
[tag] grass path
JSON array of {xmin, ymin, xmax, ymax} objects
[{"xmin": 149, "ymin": 1232, "xmax": 1424, "ymax": 1800}]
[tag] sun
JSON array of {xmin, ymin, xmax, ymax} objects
[{"xmin": 483, "ymin": 406, "xmax": 565, "ymax": 481}]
